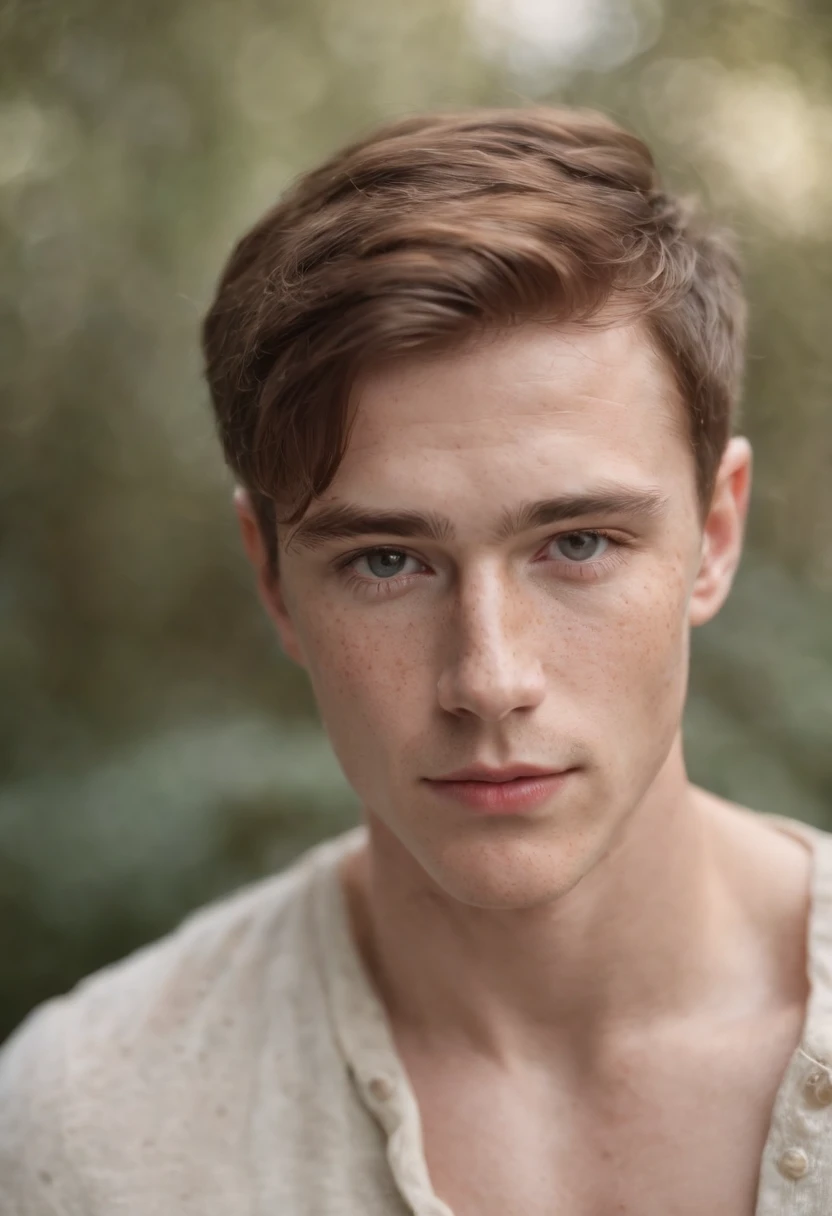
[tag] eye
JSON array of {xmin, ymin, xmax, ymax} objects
[
  {"xmin": 549, "ymin": 531, "xmax": 610, "ymax": 563},
  {"xmin": 354, "ymin": 549, "xmax": 422, "ymax": 579}
]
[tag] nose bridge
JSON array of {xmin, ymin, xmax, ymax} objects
[{"xmin": 437, "ymin": 562, "xmax": 545, "ymax": 720}]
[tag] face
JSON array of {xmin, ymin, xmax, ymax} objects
[{"xmin": 239, "ymin": 320, "xmax": 751, "ymax": 910}]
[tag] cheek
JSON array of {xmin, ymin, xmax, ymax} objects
[
  {"xmin": 292, "ymin": 558, "xmax": 692, "ymax": 743},
  {"xmin": 295, "ymin": 607, "xmax": 436, "ymax": 806},
  {"xmin": 553, "ymin": 567, "xmax": 690, "ymax": 712},
  {"xmin": 297, "ymin": 604, "xmax": 431, "ymax": 732},
  {"xmin": 598, "ymin": 570, "xmax": 691, "ymax": 717}
]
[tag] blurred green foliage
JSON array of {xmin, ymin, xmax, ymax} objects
[{"xmin": 1, "ymin": 0, "xmax": 831, "ymax": 1041}]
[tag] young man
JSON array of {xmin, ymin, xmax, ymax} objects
[{"xmin": 1, "ymin": 107, "xmax": 830, "ymax": 1216}]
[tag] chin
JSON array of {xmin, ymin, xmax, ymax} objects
[{"xmin": 420, "ymin": 828, "xmax": 597, "ymax": 911}]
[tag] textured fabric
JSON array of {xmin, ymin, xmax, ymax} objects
[{"xmin": 1, "ymin": 811, "xmax": 831, "ymax": 1215}]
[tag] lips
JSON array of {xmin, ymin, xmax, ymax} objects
[
  {"xmin": 424, "ymin": 765, "xmax": 576, "ymax": 814},
  {"xmin": 427, "ymin": 764, "xmax": 570, "ymax": 784}
]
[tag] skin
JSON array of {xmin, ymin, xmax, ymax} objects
[{"xmin": 236, "ymin": 318, "xmax": 812, "ymax": 1212}]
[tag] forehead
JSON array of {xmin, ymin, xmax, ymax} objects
[{"xmin": 327, "ymin": 320, "xmax": 696, "ymax": 522}]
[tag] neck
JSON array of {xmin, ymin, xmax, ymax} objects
[{"xmin": 341, "ymin": 741, "xmax": 790, "ymax": 1069}]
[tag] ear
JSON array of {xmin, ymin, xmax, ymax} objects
[
  {"xmin": 689, "ymin": 437, "xmax": 753, "ymax": 628},
  {"xmin": 233, "ymin": 487, "xmax": 306, "ymax": 667}
]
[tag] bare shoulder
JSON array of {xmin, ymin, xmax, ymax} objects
[
  {"xmin": 693, "ymin": 785, "xmax": 814, "ymax": 962},
  {"xmin": 694, "ymin": 784, "xmax": 814, "ymax": 870}
]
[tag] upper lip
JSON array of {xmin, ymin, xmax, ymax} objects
[{"xmin": 427, "ymin": 764, "xmax": 572, "ymax": 784}]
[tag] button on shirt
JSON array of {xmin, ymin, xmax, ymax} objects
[{"xmin": 1, "ymin": 811, "xmax": 832, "ymax": 1215}]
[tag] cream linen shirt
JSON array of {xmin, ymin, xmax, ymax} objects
[{"xmin": 2, "ymin": 811, "xmax": 832, "ymax": 1215}]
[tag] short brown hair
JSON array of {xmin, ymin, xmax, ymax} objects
[{"xmin": 202, "ymin": 106, "xmax": 747, "ymax": 572}]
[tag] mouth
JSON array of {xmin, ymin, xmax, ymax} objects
[
  {"xmin": 423, "ymin": 765, "xmax": 577, "ymax": 815},
  {"xmin": 428, "ymin": 763, "xmax": 570, "ymax": 783}
]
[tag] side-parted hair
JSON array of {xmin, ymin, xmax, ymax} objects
[{"xmin": 202, "ymin": 106, "xmax": 747, "ymax": 572}]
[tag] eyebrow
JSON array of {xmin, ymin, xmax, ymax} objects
[{"xmin": 286, "ymin": 484, "xmax": 669, "ymax": 552}]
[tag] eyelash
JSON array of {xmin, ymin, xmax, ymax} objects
[{"xmin": 335, "ymin": 530, "xmax": 628, "ymax": 598}]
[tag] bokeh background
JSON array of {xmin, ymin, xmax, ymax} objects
[{"xmin": 1, "ymin": 0, "xmax": 831, "ymax": 1042}]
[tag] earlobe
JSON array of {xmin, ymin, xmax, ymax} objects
[
  {"xmin": 688, "ymin": 437, "xmax": 753, "ymax": 628},
  {"xmin": 233, "ymin": 487, "xmax": 306, "ymax": 667}
]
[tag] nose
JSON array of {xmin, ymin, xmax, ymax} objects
[{"xmin": 436, "ymin": 567, "xmax": 546, "ymax": 722}]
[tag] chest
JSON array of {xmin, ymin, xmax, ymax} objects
[{"xmin": 403, "ymin": 1016, "xmax": 804, "ymax": 1216}]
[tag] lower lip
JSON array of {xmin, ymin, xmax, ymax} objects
[{"xmin": 425, "ymin": 771, "xmax": 575, "ymax": 815}]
